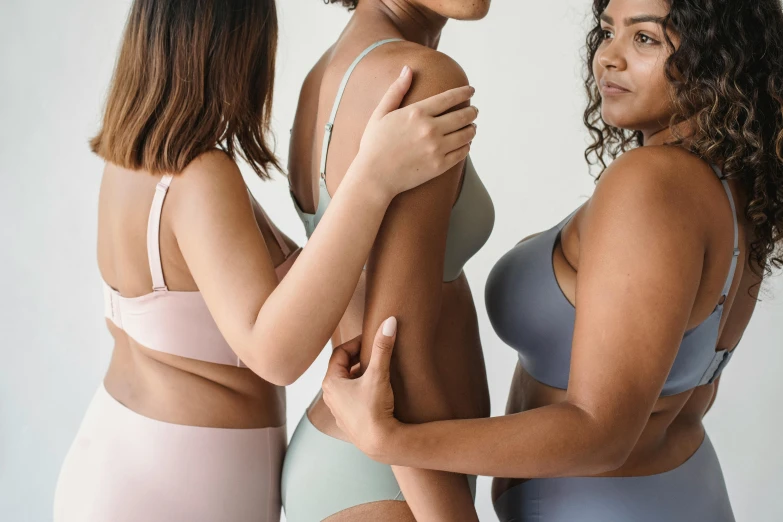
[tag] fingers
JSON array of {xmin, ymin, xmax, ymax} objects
[
  {"xmin": 325, "ymin": 345, "xmax": 354, "ymax": 380},
  {"xmin": 434, "ymin": 105, "xmax": 479, "ymax": 135},
  {"xmin": 411, "ymin": 85, "xmax": 475, "ymax": 116},
  {"xmin": 334, "ymin": 334, "xmax": 362, "ymax": 359},
  {"xmin": 367, "ymin": 317, "xmax": 397, "ymax": 377},
  {"xmin": 371, "ymin": 66, "xmax": 414, "ymax": 120},
  {"xmin": 349, "ymin": 361, "xmax": 363, "ymax": 379},
  {"xmin": 441, "ymin": 123, "xmax": 477, "ymax": 154},
  {"xmin": 442, "ymin": 143, "xmax": 472, "ymax": 171}
]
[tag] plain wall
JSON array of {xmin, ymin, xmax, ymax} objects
[{"xmin": 1, "ymin": 1, "xmax": 781, "ymax": 520}]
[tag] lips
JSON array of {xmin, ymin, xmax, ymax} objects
[{"xmin": 600, "ymin": 79, "xmax": 631, "ymax": 94}]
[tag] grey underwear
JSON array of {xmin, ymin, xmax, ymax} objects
[{"xmin": 493, "ymin": 433, "xmax": 734, "ymax": 522}]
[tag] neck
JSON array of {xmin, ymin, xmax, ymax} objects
[
  {"xmin": 642, "ymin": 117, "xmax": 697, "ymax": 147},
  {"xmin": 355, "ymin": 0, "xmax": 446, "ymax": 48},
  {"xmin": 643, "ymin": 126, "xmax": 672, "ymax": 146}
]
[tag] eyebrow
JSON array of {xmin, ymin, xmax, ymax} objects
[{"xmin": 600, "ymin": 13, "xmax": 666, "ymax": 26}]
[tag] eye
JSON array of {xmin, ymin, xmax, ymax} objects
[
  {"xmin": 636, "ymin": 33, "xmax": 659, "ymax": 45},
  {"xmin": 601, "ymin": 29, "xmax": 614, "ymax": 40}
]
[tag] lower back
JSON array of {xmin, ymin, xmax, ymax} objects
[{"xmin": 103, "ymin": 326, "xmax": 286, "ymax": 429}]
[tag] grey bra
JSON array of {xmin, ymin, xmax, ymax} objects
[
  {"xmin": 291, "ymin": 39, "xmax": 494, "ymax": 282},
  {"xmin": 485, "ymin": 164, "xmax": 739, "ymax": 396}
]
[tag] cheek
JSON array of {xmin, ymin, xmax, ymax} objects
[
  {"xmin": 638, "ymin": 55, "xmax": 670, "ymax": 97},
  {"xmin": 642, "ymin": 69, "xmax": 675, "ymax": 118}
]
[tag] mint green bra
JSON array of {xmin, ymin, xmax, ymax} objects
[{"xmin": 291, "ymin": 39, "xmax": 495, "ymax": 282}]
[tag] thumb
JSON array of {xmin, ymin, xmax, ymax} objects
[
  {"xmin": 367, "ymin": 317, "xmax": 397, "ymax": 377},
  {"xmin": 370, "ymin": 67, "xmax": 413, "ymax": 121}
]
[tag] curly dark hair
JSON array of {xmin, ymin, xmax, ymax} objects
[
  {"xmin": 583, "ymin": 0, "xmax": 783, "ymax": 279},
  {"xmin": 325, "ymin": 0, "xmax": 358, "ymax": 10}
]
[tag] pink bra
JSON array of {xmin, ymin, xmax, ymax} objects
[{"xmin": 103, "ymin": 174, "xmax": 301, "ymax": 367}]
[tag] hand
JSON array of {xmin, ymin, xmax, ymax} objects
[
  {"xmin": 353, "ymin": 66, "xmax": 479, "ymax": 200},
  {"xmin": 321, "ymin": 317, "xmax": 401, "ymax": 461}
]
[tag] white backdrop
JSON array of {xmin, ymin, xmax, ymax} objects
[{"xmin": 1, "ymin": 1, "xmax": 781, "ymax": 521}]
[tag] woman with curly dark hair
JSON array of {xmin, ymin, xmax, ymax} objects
[{"xmin": 320, "ymin": 0, "xmax": 783, "ymax": 520}]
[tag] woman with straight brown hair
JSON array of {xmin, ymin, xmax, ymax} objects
[{"xmin": 52, "ymin": 0, "xmax": 479, "ymax": 520}]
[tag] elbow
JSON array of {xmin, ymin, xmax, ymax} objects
[
  {"xmin": 393, "ymin": 374, "xmax": 457, "ymax": 424},
  {"xmin": 261, "ymin": 369, "xmax": 298, "ymax": 387},
  {"xmin": 255, "ymin": 365, "xmax": 300, "ymax": 387},
  {"xmin": 243, "ymin": 349, "xmax": 305, "ymax": 387},
  {"xmin": 584, "ymin": 428, "xmax": 637, "ymax": 475},
  {"xmin": 570, "ymin": 406, "xmax": 636, "ymax": 475},
  {"xmin": 590, "ymin": 438, "xmax": 634, "ymax": 474}
]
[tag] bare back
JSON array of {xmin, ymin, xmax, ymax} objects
[{"xmin": 98, "ymin": 160, "xmax": 294, "ymax": 429}]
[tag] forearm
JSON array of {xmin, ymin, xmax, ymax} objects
[
  {"xmin": 379, "ymin": 402, "xmax": 628, "ymax": 479},
  {"xmin": 393, "ymin": 466, "xmax": 477, "ymax": 522},
  {"xmin": 246, "ymin": 159, "xmax": 393, "ymax": 384},
  {"xmin": 389, "ymin": 365, "xmax": 478, "ymax": 520}
]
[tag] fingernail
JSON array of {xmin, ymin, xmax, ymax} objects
[
  {"xmin": 382, "ymin": 317, "xmax": 397, "ymax": 337},
  {"xmin": 469, "ymin": 86, "xmax": 476, "ymax": 95},
  {"xmin": 400, "ymin": 66, "xmax": 410, "ymax": 77},
  {"xmin": 474, "ymin": 106, "xmax": 479, "ymax": 116}
]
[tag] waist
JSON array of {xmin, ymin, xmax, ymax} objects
[
  {"xmin": 492, "ymin": 432, "xmax": 733, "ymax": 522},
  {"xmin": 507, "ymin": 362, "xmax": 715, "ymax": 477},
  {"xmin": 105, "ymin": 340, "xmax": 285, "ymax": 429},
  {"xmin": 313, "ymin": 274, "xmax": 490, "ymax": 440}
]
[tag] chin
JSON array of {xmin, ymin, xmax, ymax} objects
[
  {"xmin": 453, "ymin": 1, "xmax": 491, "ymax": 20},
  {"xmin": 600, "ymin": 108, "xmax": 639, "ymax": 132}
]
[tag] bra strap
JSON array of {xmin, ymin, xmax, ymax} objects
[
  {"xmin": 319, "ymin": 38, "xmax": 404, "ymax": 179},
  {"xmin": 710, "ymin": 165, "xmax": 740, "ymax": 300},
  {"xmin": 147, "ymin": 174, "xmax": 174, "ymax": 292}
]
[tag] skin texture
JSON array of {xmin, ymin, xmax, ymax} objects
[
  {"xmin": 320, "ymin": 0, "xmax": 765, "ymax": 505},
  {"xmin": 99, "ymin": 70, "xmax": 479, "ymax": 432},
  {"xmin": 288, "ymin": 1, "xmax": 489, "ymax": 520}
]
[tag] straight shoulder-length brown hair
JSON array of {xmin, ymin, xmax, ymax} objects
[{"xmin": 91, "ymin": 0, "xmax": 279, "ymax": 178}]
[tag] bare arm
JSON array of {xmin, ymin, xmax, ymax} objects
[
  {"xmin": 326, "ymin": 148, "xmax": 719, "ymax": 479},
  {"xmin": 172, "ymin": 74, "xmax": 478, "ymax": 385},
  {"xmin": 361, "ymin": 54, "xmax": 478, "ymax": 522}
]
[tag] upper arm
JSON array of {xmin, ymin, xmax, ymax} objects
[
  {"xmin": 169, "ymin": 151, "xmax": 279, "ymax": 364},
  {"xmin": 361, "ymin": 52, "xmax": 469, "ymax": 423},
  {"xmin": 566, "ymin": 149, "xmax": 708, "ymax": 448}
]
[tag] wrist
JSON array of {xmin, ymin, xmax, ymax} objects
[
  {"xmin": 370, "ymin": 418, "xmax": 407, "ymax": 465},
  {"xmin": 344, "ymin": 152, "xmax": 394, "ymax": 207}
]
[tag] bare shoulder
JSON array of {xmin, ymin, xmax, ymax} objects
[
  {"xmin": 396, "ymin": 44, "xmax": 468, "ymax": 87},
  {"xmin": 180, "ymin": 150, "xmax": 242, "ymax": 185},
  {"xmin": 170, "ymin": 150, "xmax": 248, "ymax": 209},
  {"xmin": 300, "ymin": 48, "xmax": 333, "ymax": 97},
  {"xmin": 577, "ymin": 146, "xmax": 728, "ymax": 253},
  {"xmin": 592, "ymin": 146, "xmax": 719, "ymax": 215},
  {"xmin": 367, "ymin": 42, "xmax": 469, "ymax": 104}
]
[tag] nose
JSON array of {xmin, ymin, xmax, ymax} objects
[{"xmin": 597, "ymin": 38, "xmax": 627, "ymax": 71}]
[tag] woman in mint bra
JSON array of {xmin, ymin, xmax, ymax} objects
[
  {"xmin": 52, "ymin": 1, "xmax": 480, "ymax": 520},
  {"xmin": 282, "ymin": 0, "xmax": 493, "ymax": 520},
  {"xmin": 321, "ymin": 0, "xmax": 783, "ymax": 521}
]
